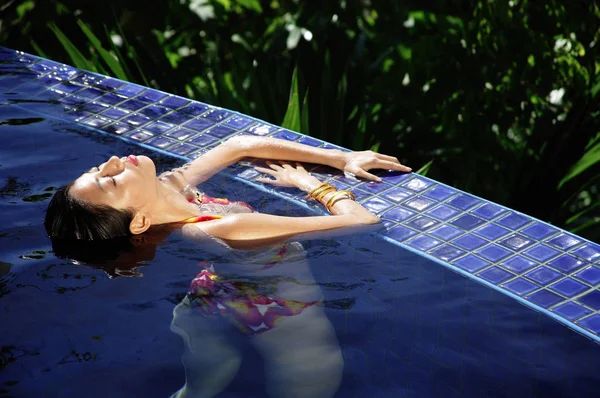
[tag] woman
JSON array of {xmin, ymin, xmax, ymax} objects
[{"xmin": 44, "ymin": 134, "xmax": 411, "ymax": 397}]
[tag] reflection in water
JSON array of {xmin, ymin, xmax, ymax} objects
[{"xmin": 170, "ymin": 241, "xmax": 343, "ymax": 398}]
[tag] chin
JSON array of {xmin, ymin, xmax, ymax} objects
[{"xmin": 138, "ymin": 155, "xmax": 156, "ymax": 174}]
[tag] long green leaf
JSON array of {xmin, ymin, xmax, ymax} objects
[
  {"xmin": 48, "ymin": 23, "xmax": 94, "ymax": 71},
  {"xmin": 77, "ymin": 20, "xmax": 128, "ymax": 80},
  {"xmin": 300, "ymin": 88, "xmax": 310, "ymax": 134},
  {"xmin": 281, "ymin": 68, "xmax": 301, "ymax": 132},
  {"xmin": 29, "ymin": 40, "xmax": 48, "ymax": 58},
  {"xmin": 416, "ymin": 160, "xmax": 434, "ymax": 176},
  {"xmin": 558, "ymin": 141, "xmax": 600, "ymax": 189}
]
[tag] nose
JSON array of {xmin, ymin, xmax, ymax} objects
[{"xmin": 100, "ymin": 156, "xmax": 125, "ymax": 176}]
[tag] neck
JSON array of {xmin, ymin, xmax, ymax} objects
[{"xmin": 148, "ymin": 179, "xmax": 201, "ymax": 225}]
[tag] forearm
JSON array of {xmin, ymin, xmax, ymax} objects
[{"xmin": 234, "ymin": 135, "xmax": 347, "ymax": 170}]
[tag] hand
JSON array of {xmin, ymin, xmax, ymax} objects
[
  {"xmin": 254, "ymin": 161, "xmax": 321, "ymax": 191},
  {"xmin": 342, "ymin": 151, "xmax": 411, "ymax": 182}
]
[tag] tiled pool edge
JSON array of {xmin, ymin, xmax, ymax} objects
[{"xmin": 2, "ymin": 48, "xmax": 599, "ymax": 342}]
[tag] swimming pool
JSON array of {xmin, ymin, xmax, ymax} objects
[{"xmin": 1, "ymin": 48, "xmax": 600, "ymax": 397}]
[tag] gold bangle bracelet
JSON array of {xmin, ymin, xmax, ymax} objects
[
  {"xmin": 325, "ymin": 190, "xmax": 355, "ymax": 211},
  {"xmin": 314, "ymin": 187, "xmax": 337, "ymax": 202},
  {"xmin": 309, "ymin": 183, "xmax": 335, "ymax": 200}
]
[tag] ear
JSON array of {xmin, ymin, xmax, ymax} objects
[{"xmin": 129, "ymin": 212, "xmax": 151, "ymax": 235}]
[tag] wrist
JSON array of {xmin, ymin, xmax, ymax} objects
[
  {"xmin": 327, "ymin": 149, "xmax": 349, "ymax": 171},
  {"xmin": 298, "ymin": 176, "xmax": 327, "ymax": 193}
]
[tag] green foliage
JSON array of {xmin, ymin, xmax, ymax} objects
[{"xmin": 1, "ymin": 0, "xmax": 599, "ymax": 241}]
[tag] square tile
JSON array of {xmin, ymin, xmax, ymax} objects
[
  {"xmin": 388, "ymin": 225, "xmax": 417, "ymax": 242},
  {"xmin": 500, "ymin": 256, "xmax": 538, "ymax": 273},
  {"xmin": 380, "ymin": 171, "xmax": 412, "ymax": 184},
  {"xmin": 189, "ymin": 134, "xmax": 219, "ymax": 146},
  {"xmin": 429, "ymin": 244, "xmax": 465, "ymax": 261},
  {"xmin": 429, "ymin": 225, "xmax": 463, "ymax": 241},
  {"xmin": 98, "ymin": 93, "xmax": 127, "ymax": 105},
  {"xmin": 166, "ymin": 127, "xmax": 196, "ymax": 141},
  {"xmin": 475, "ymin": 244, "xmax": 512, "ymax": 262},
  {"xmin": 75, "ymin": 87, "xmax": 104, "ymax": 99},
  {"xmin": 401, "ymin": 177, "xmax": 431, "ymax": 192},
  {"xmin": 96, "ymin": 78, "xmax": 124, "ymax": 91},
  {"xmin": 478, "ymin": 266, "xmax": 512, "ymax": 284},
  {"xmin": 138, "ymin": 89, "xmax": 166, "ymax": 103},
  {"xmin": 139, "ymin": 105, "xmax": 171, "ymax": 119},
  {"xmin": 381, "ymin": 207, "xmax": 414, "ymax": 222},
  {"xmin": 547, "ymin": 254, "xmax": 586, "ymax": 273},
  {"xmin": 453, "ymin": 254, "xmax": 490, "ymax": 273},
  {"xmin": 81, "ymin": 116, "xmax": 110, "ymax": 128},
  {"xmin": 185, "ymin": 118, "xmax": 214, "ymax": 132},
  {"xmin": 101, "ymin": 107, "xmax": 129, "ymax": 120},
  {"xmin": 452, "ymin": 234, "xmax": 487, "ymax": 251},
  {"xmin": 546, "ymin": 233, "xmax": 582, "ymax": 250},
  {"xmin": 145, "ymin": 136, "xmax": 177, "ymax": 149},
  {"xmin": 383, "ymin": 187, "xmax": 413, "ymax": 203},
  {"xmin": 526, "ymin": 290, "xmax": 563, "ymax": 308},
  {"xmin": 406, "ymin": 235, "xmax": 442, "ymax": 251},
  {"xmin": 497, "ymin": 234, "xmax": 534, "ymax": 251},
  {"xmin": 81, "ymin": 102, "xmax": 109, "ymax": 113},
  {"xmin": 571, "ymin": 243, "xmax": 600, "ymax": 263},
  {"xmin": 473, "ymin": 224, "xmax": 510, "ymax": 240},
  {"xmin": 179, "ymin": 103, "xmax": 209, "ymax": 117},
  {"xmin": 521, "ymin": 222, "xmax": 559, "ymax": 240},
  {"xmin": 573, "ymin": 266, "xmax": 600, "ymax": 286},
  {"xmin": 525, "ymin": 266, "xmax": 561, "ymax": 285},
  {"xmin": 205, "ymin": 126, "xmax": 236, "ymax": 139},
  {"xmin": 552, "ymin": 302, "xmax": 591, "ymax": 321},
  {"xmin": 161, "ymin": 96, "xmax": 190, "ymax": 109},
  {"xmin": 503, "ymin": 278, "xmax": 538, "ymax": 296},
  {"xmin": 162, "ymin": 110, "xmax": 195, "ymax": 125},
  {"xmin": 359, "ymin": 181, "xmax": 393, "ymax": 194},
  {"xmin": 523, "ymin": 244, "xmax": 560, "ymax": 262},
  {"xmin": 170, "ymin": 143, "xmax": 198, "ymax": 156},
  {"xmin": 472, "ymin": 203, "xmax": 507, "ymax": 220},
  {"xmin": 423, "ymin": 184, "xmax": 457, "ymax": 201},
  {"xmin": 223, "ymin": 115, "xmax": 254, "ymax": 129},
  {"xmin": 404, "ymin": 216, "xmax": 438, "ymax": 231},
  {"xmin": 577, "ymin": 315, "xmax": 600, "ymax": 335},
  {"xmin": 272, "ymin": 130, "xmax": 301, "ymax": 141},
  {"xmin": 577, "ymin": 291, "xmax": 600, "ymax": 310},
  {"xmin": 144, "ymin": 121, "xmax": 174, "ymax": 135},
  {"xmin": 426, "ymin": 205, "xmax": 459, "ymax": 221},
  {"xmin": 119, "ymin": 98, "xmax": 147, "ymax": 111},
  {"xmin": 298, "ymin": 136, "xmax": 322, "ymax": 147},
  {"xmin": 446, "ymin": 193, "xmax": 481, "ymax": 210},
  {"xmin": 116, "ymin": 83, "xmax": 144, "ymax": 96},
  {"xmin": 496, "ymin": 213, "xmax": 531, "ymax": 229},
  {"xmin": 54, "ymin": 81, "xmax": 83, "ymax": 93},
  {"xmin": 104, "ymin": 122, "xmax": 131, "ymax": 135},
  {"xmin": 549, "ymin": 278, "xmax": 588, "ymax": 298},
  {"xmin": 403, "ymin": 197, "xmax": 436, "ymax": 211},
  {"xmin": 125, "ymin": 130, "xmax": 154, "ymax": 141},
  {"xmin": 450, "ymin": 214, "xmax": 486, "ymax": 231},
  {"xmin": 361, "ymin": 197, "xmax": 393, "ymax": 213},
  {"xmin": 201, "ymin": 108, "xmax": 231, "ymax": 122},
  {"xmin": 123, "ymin": 113, "xmax": 150, "ymax": 127},
  {"xmin": 247, "ymin": 123, "xmax": 278, "ymax": 135}
]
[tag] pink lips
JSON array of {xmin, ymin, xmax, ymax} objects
[{"xmin": 127, "ymin": 155, "xmax": 139, "ymax": 167}]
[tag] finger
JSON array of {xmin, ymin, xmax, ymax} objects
[
  {"xmin": 256, "ymin": 177, "xmax": 281, "ymax": 186},
  {"xmin": 375, "ymin": 159, "xmax": 412, "ymax": 172},
  {"xmin": 279, "ymin": 160, "xmax": 293, "ymax": 169},
  {"xmin": 295, "ymin": 162, "xmax": 305, "ymax": 170},
  {"xmin": 354, "ymin": 169, "xmax": 383, "ymax": 182},
  {"xmin": 266, "ymin": 162, "xmax": 283, "ymax": 170},
  {"xmin": 376, "ymin": 153, "xmax": 401, "ymax": 163},
  {"xmin": 254, "ymin": 166, "xmax": 278, "ymax": 176}
]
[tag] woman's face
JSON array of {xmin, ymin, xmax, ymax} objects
[{"xmin": 69, "ymin": 155, "xmax": 158, "ymax": 212}]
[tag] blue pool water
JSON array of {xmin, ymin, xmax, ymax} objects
[{"xmin": 1, "ymin": 103, "xmax": 600, "ymax": 397}]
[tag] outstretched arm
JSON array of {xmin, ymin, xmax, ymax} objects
[{"xmin": 168, "ymin": 134, "xmax": 411, "ymax": 187}]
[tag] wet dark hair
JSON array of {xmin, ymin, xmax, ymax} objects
[{"xmin": 44, "ymin": 183, "xmax": 134, "ymax": 241}]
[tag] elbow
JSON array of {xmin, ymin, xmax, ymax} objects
[{"xmin": 361, "ymin": 214, "xmax": 381, "ymax": 225}]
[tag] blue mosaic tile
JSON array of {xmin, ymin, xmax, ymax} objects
[
  {"xmin": 546, "ymin": 233, "xmax": 582, "ymax": 250},
  {"xmin": 223, "ymin": 115, "xmax": 254, "ymax": 129},
  {"xmin": 359, "ymin": 182, "xmax": 393, "ymax": 194},
  {"xmin": 422, "ymin": 184, "xmax": 457, "ymax": 201},
  {"xmin": 426, "ymin": 205, "xmax": 459, "ymax": 221},
  {"xmin": 81, "ymin": 102, "xmax": 109, "ymax": 113},
  {"xmin": 475, "ymin": 244, "xmax": 512, "ymax": 262},
  {"xmin": 98, "ymin": 93, "xmax": 127, "ymax": 105},
  {"xmin": 453, "ymin": 254, "xmax": 490, "ymax": 273},
  {"xmin": 76, "ymin": 87, "xmax": 105, "ymax": 99},
  {"xmin": 388, "ymin": 225, "xmax": 417, "ymax": 242},
  {"xmin": 380, "ymin": 171, "xmax": 412, "ymax": 184},
  {"xmin": 60, "ymin": 95, "xmax": 88, "ymax": 108},
  {"xmin": 272, "ymin": 130, "xmax": 301, "ymax": 141},
  {"xmin": 81, "ymin": 116, "xmax": 111, "ymax": 128},
  {"xmin": 578, "ymin": 315, "xmax": 600, "ymax": 335},
  {"xmin": 429, "ymin": 244, "xmax": 465, "ymax": 261},
  {"xmin": 404, "ymin": 216, "xmax": 438, "ymax": 232},
  {"xmin": 116, "ymin": 83, "xmax": 144, "ymax": 97},
  {"xmin": 500, "ymin": 256, "xmax": 538, "ymax": 273},
  {"xmin": 503, "ymin": 278, "xmax": 538, "ymax": 296},
  {"xmin": 104, "ymin": 122, "xmax": 132, "ymax": 135},
  {"xmin": 571, "ymin": 243, "xmax": 600, "ymax": 263},
  {"xmin": 247, "ymin": 123, "xmax": 278, "ymax": 135},
  {"xmin": 577, "ymin": 291, "xmax": 600, "ymax": 310},
  {"xmin": 170, "ymin": 143, "xmax": 198, "ymax": 156},
  {"xmin": 165, "ymin": 127, "xmax": 196, "ymax": 141},
  {"xmin": 496, "ymin": 213, "xmax": 531, "ymax": 229},
  {"xmin": 101, "ymin": 107, "xmax": 129, "ymax": 120},
  {"xmin": 552, "ymin": 302, "xmax": 591, "ymax": 321},
  {"xmin": 525, "ymin": 266, "xmax": 561, "ymax": 284},
  {"xmin": 547, "ymin": 254, "xmax": 586, "ymax": 273},
  {"xmin": 479, "ymin": 266, "xmax": 512, "ymax": 284},
  {"xmin": 526, "ymin": 290, "xmax": 563, "ymax": 308},
  {"xmin": 406, "ymin": 235, "xmax": 442, "ymax": 251},
  {"xmin": 497, "ymin": 234, "xmax": 534, "ymax": 251},
  {"xmin": 123, "ymin": 113, "xmax": 151, "ymax": 127},
  {"xmin": 383, "ymin": 188, "xmax": 413, "ymax": 203},
  {"xmin": 449, "ymin": 214, "xmax": 485, "ymax": 231},
  {"xmin": 139, "ymin": 105, "xmax": 171, "ymax": 119},
  {"xmin": 96, "ymin": 78, "xmax": 123, "ymax": 91},
  {"xmin": 473, "ymin": 223, "xmax": 510, "ymax": 240},
  {"xmin": 401, "ymin": 177, "xmax": 431, "ymax": 192},
  {"xmin": 124, "ymin": 130, "xmax": 154, "ymax": 141},
  {"xmin": 446, "ymin": 193, "xmax": 480, "ymax": 210},
  {"xmin": 201, "ymin": 108, "xmax": 231, "ymax": 122},
  {"xmin": 180, "ymin": 103, "xmax": 209, "ymax": 117},
  {"xmin": 145, "ymin": 136, "xmax": 178, "ymax": 149},
  {"xmin": 144, "ymin": 121, "xmax": 174, "ymax": 135},
  {"xmin": 71, "ymin": 72, "xmax": 103, "ymax": 86},
  {"xmin": 160, "ymin": 96, "xmax": 190, "ymax": 109},
  {"xmin": 472, "ymin": 203, "xmax": 507, "ymax": 220},
  {"xmin": 297, "ymin": 136, "xmax": 322, "ymax": 147},
  {"xmin": 54, "ymin": 81, "xmax": 83, "ymax": 93},
  {"xmin": 138, "ymin": 90, "xmax": 166, "ymax": 103},
  {"xmin": 452, "ymin": 234, "xmax": 487, "ymax": 251},
  {"xmin": 185, "ymin": 118, "xmax": 214, "ymax": 132},
  {"xmin": 523, "ymin": 244, "xmax": 560, "ymax": 263},
  {"xmin": 119, "ymin": 99, "xmax": 147, "ymax": 111},
  {"xmin": 403, "ymin": 196, "xmax": 436, "ymax": 211},
  {"xmin": 381, "ymin": 207, "xmax": 414, "ymax": 222},
  {"xmin": 549, "ymin": 278, "xmax": 588, "ymax": 298},
  {"xmin": 161, "ymin": 111, "xmax": 194, "ymax": 125},
  {"xmin": 429, "ymin": 225, "xmax": 463, "ymax": 241},
  {"xmin": 362, "ymin": 197, "xmax": 393, "ymax": 213},
  {"xmin": 521, "ymin": 222, "xmax": 559, "ymax": 240},
  {"xmin": 573, "ymin": 266, "xmax": 600, "ymax": 286},
  {"xmin": 189, "ymin": 134, "xmax": 219, "ymax": 147}
]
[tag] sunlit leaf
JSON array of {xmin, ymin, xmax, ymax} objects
[
  {"xmin": 48, "ymin": 23, "xmax": 94, "ymax": 71},
  {"xmin": 558, "ymin": 141, "xmax": 600, "ymax": 189},
  {"xmin": 281, "ymin": 68, "xmax": 301, "ymax": 132},
  {"xmin": 77, "ymin": 20, "xmax": 128, "ymax": 80},
  {"xmin": 416, "ymin": 160, "xmax": 434, "ymax": 176}
]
